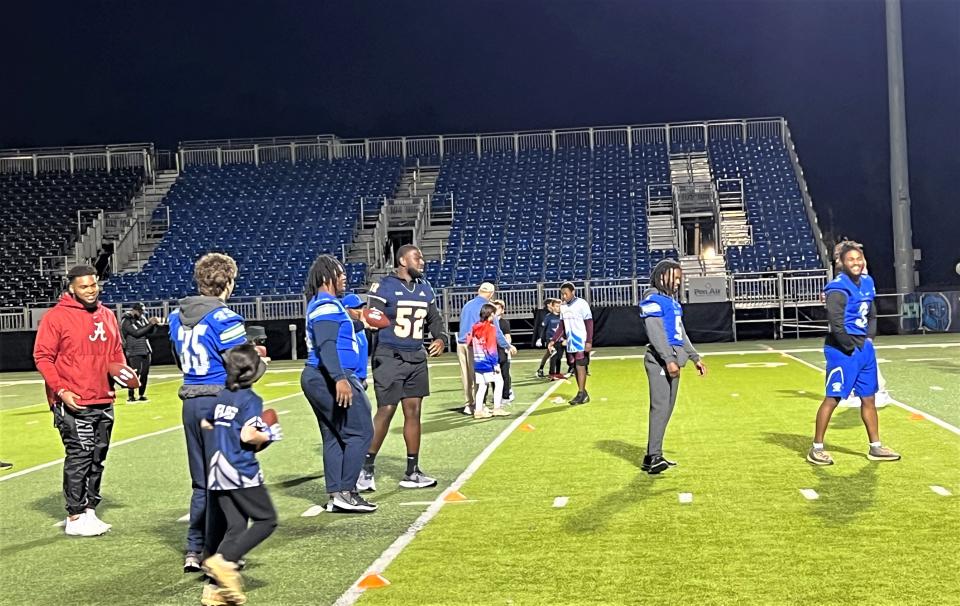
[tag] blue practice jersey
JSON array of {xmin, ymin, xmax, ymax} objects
[
  {"xmin": 354, "ymin": 322, "xmax": 369, "ymax": 380},
  {"xmin": 208, "ymin": 388, "xmax": 265, "ymax": 491},
  {"xmin": 169, "ymin": 306, "xmax": 247, "ymax": 385},
  {"xmin": 368, "ymin": 275, "xmax": 437, "ymax": 352},
  {"xmin": 639, "ymin": 292, "xmax": 685, "ymax": 346},
  {"xmin": 823, "ymin": 273, "xmax": 875, "ymax": 336},
  {"xmin": 305, "ymin": 292, "xmax": 361, "ymax": 374}
]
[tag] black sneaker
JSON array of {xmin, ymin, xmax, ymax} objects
[
  {"xmin": 331, "ymin": 491, "xmax": 377, "ymax": 513},
  {"xmin": 399, "ymin": 469, "xmax": 438, "ymax": 489},
  {"xmin": 645, "ymin": 455, "xmax": 670, "ymax": 475},
  {"xmin": 642, "ymin": 454, "xmax": 677, "ymax": 471},
  {"xmin": 0, "ymin": 461, "xmax": 12, "ymax": 470},
  {"xmin": 536, "ymin": 369, "xmax": 545, "ymax": 378},
  {"xmin": 138, "ymin": 396, "xmax": 149, "ymax": 403},
  {"xmin": 569, "ymin": 392, "xmax": 590, "ymax": 406}
]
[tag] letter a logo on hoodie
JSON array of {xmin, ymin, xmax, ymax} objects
[{"xmin": 89, "ymin": 322, "xmax": 107, "ymax": 342}]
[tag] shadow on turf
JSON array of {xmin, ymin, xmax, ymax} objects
[
  {"xmin": 774, "ymin": 389, "xmax": 823, "ymax": 402},
  {"xmin": 761, "ymin": 432, "xmax": 864, "ymax": 460},
  {"xmin": 561, "ymin": 440, "xmax": 672, "ymax": 535},
  {"xmin": 807, "ymin": 464, "xmax": 878, "ymax": 526}
]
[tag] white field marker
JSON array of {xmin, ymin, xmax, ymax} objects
[
  {"xmin": 930, "ymin": 386, "xmax": 944, "ymax": 391},
  {"xmin": 278, "ymin": 410, "xmax": 292, "ymax": 415},
  {"xmin": 301, "ymin": 505, "xmax": 328, "ymax": 517},
  {"xmin": 731, "ymin": 393, "xmax": 739, "ymax": 398},
  {"xmin": 152, "ymin": 416, "xmax": 163, "ymax": 420},
  {"xmin": 799, "ymin": 489, "xmax": 819, "ymax": 501},
  {"xmin": 177, "ymin": 513, "xmax": 190, "ymax": 522},
  {"xmin": 678, "ymin": 492, "xmax": 693, "ymax": 504},
  {"xmin": 930, "ymin": 485, "xmax": 952, "ymax": 497},
  {"xmin": 553, "ymin": 496, "xmax": 569, "ymax": 508},
  {"xmin": 400, "ymin": 500, "xmax": 477, "ymax": 507},
  {"xmin": 52, "ymin": 520, "xmax": 65, "ymax": 527},
  {"xmin": 26, "ymin": 420, "xmax": 38, "ymax": 425}
]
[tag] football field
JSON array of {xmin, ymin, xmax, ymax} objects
[{"xmin": 1, "ymin": 334, "xmax": 958, "ymax": 605}]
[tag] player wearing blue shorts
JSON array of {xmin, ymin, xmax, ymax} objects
[{"xmin": 807, "ymin": 241, "xmax": 900, "ymax": 465}]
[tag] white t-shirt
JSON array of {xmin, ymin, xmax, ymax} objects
[{"xmin": 560, "ymin": 297, "xmax": 592, "ymax": 352}]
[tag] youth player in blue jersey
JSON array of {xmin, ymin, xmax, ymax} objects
[
  {"xmin": 359, "ymin": 245, "xmax": 447, "ymax": 492},
  {"xmin": 807, "ymin": 241, "xmax": 900, "ymax": 465},
  {"xmin": 342, "ymin": 293, "xmax": 370, "ymax": 389},
  {"xmin": 168, "ymin": 253, "xmax": 249, "ymax": 573},
  {"xmin": 301, "ymin": 255, "xmax": 376, "ymax": 513},
  {"xmin": 638, "ymin": 259, "xmax": 707, "ymax": 474},
  {"xmin": 202, "ymin": 344, "xmax": 280, "ymax": 606}
]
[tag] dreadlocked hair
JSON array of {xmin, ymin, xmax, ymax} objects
[
  {"xmin": 304, "ymin": 254, "xmax": 344, "ymax": 297},
  {"xmin": 833, "ymin": 239, "xmax": 864, "ymax": 267},
  {"xmin": 651, "ymin": 258, "xmax": 682, "ymax": 297}
]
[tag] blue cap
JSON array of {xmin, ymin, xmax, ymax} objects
[{"xmin": 342, "ymin": 293, "xmax": 366, "ymax": 309}]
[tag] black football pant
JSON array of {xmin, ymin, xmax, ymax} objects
[
  {"xmin": 126, "ymin": 354, "xmax": 151, "ymax": 399},
  {"xmin": 54, "ymin": 403, "xmax": 114, "ymax": 516},
  {"xmin": 215, "ymin": 485, "xmax": 277, "ymax": 563}
]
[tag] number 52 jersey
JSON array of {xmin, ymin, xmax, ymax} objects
[{"xmin": 367, "ymin": 275, "xmax": 440, "ymax": 352}]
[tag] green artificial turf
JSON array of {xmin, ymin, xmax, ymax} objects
[{"xmin": 1, "ymin": 336, "xmax": 957, "ymax": 606}]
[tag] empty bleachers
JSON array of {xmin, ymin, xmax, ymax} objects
[
  {"xmin": 0, "ymin": 169, "xmax": 143, "ymax": 307},
  {"xmin": 100, "ymin": 159, "xmax": 400, "ymax": 302},
  {"xmin": 709, "ymin": 136, "xmax": 820, "ymax": 272}
]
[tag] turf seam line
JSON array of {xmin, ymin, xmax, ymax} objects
[
  {"xmin": 0, "ymin": 391, "xmax": 303, "ymax": 483},
  {"xmin": 767, "ymin": 347, "xmax": 960, "ymax": 437},
  {"xmin": 334, "ymin": 379, "xmax": 566, "ymax": 606}
]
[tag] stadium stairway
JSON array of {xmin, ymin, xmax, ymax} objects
[{"xmin": 116, "ymin": 169, "xmax": 179, "ymax": 273}]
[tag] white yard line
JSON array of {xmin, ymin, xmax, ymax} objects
[
  {"xmin": 552, "ymin": 496, "xmax": 569, "ymax": 508},
  {"xmin": 765, "ymin": 346, "xmax": 960, "ymax": 437},
  {"xmin": 799, "ymin": 489, "xmax": 820, "ymax": 501},
  {"xmin": 0, "ymin": 392, "xmax": 304, "ymax": 482},
  {"xmin": 678, "ymin": 492, "xmax": 693, "ymax": 504},
  {"xmin": 929, "ymin": 486, "xmax": 952, "ymax": 497},
  {"xmin": 334, "ymin": 379, "xmax": 565, "ymax": 606}
]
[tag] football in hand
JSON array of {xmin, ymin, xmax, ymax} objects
[
  {"xmin": 108, "ymin": 362, "xmax": 140, "ymax": 389},
  {"xmin": 361, "ymin": 307, "xmax": 391, "ymax": 329},
  {"xmin": 256, "ymin": 408, "xmax": 279, "ymax": 452}
]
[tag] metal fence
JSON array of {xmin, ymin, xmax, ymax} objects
[
  {"xmin": 0, "ymin": 144, "xmax": 154, "ymax": 176},
  {"xmin": 176, "ymin": 118, "xmax": 789, "ymax": 169}
]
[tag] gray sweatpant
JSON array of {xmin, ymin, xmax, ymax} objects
[{"xmin": 644, "ymin": 350, "xmax": 680, "ymax": 457}]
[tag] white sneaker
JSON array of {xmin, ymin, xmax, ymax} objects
[
  {"xmin": 838, "ymin": 396, "xmax": 862, "ymax": 408},
  {"xmin": 875, "ymin": 391, "xmax": 892, "ymax": 408},
  {"xmin": 356, "ymin": 469, "xmax": 376, "ymax": 493},
  {"xmin": 64, "ymin": 514, "xmax": 107, "ymax": 537},
  {"xmin": 85, "ymin": 509, "xmax": 112, "ymax": 532}
]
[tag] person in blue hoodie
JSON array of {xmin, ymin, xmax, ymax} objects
[{"xmin": 300, "ymin": 255, "xmax": 376, "ymax": 514}]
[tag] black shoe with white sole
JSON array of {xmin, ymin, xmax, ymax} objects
[
  {"xmin": 644, "ymin": 455, "xmax": 670, "ymax": 475},
  {"xmin": 331, "ymin": 491, "xmax": 377, "ymax": 513},
  {"xmin": 399, "ymin": 469, "xmax": 438, "ymax": 489},
  {"xmin": 569, "ymin": 392, "xmax": 590, "ymax": 406}
]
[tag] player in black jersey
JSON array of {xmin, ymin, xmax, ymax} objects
[{"xmin": 358, "ymin": 245, "xmax": 447, "ymax": 491}]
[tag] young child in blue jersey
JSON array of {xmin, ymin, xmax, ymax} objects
[
  {"xmin": 341, "ymin": 293, "xmax": 370, "ymax": 390},
  {"xmin": 638, "ymin": 259, "xmax": 707, "ymax": 475},
  {"xmin": 201, "ymin": 344, "xmax": 281, "ymax": 606},
  {"xmin": 300, "ymin": 255, "xmax": 377, "ymax": 513},
  {"xmin": 168, "ymin": 253, "xmax": 250, "ymax": 573},
  {"xmin": 807, "ymin": 241, "xmax": 900, "ymax": 465}
]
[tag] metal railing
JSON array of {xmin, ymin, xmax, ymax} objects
[
  {"xmin": 0, "ymin": 143, "xmax": 154, "ymax": 176},
  {"xmin": 176, "ymin": 118, "xmax": 788, "ymax": 169},
  {"xmin": 0, "ymin": 270, "xmax": 837, "ymax": 332},
  {"xmin": 111, "ymin": 219, "xmax": 140, "ymax": 275}
]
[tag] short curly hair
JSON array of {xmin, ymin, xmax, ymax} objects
[
  {"xmin": 833, "ymin": 240, "xmax": 865, "ymax": 266},
  {"xmin": 194, "ymin": 253, "xmax": 238, "ymax": 297}
]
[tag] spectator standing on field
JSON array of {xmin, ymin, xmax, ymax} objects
[{"xmin": 121, "ymin": 302, "xmax": 160, "ymax": 402}]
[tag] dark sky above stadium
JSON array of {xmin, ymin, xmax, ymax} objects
[{"xmin": 3, "ymin": 0, "xmax": 958, "ymax": 287}]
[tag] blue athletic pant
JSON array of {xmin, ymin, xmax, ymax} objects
[
  {"xmin": 182, "ymin": 394, "xmax": 226, "ymax": 554},
  {"xmin": 301, "ymin": 366, "xmax": 373, "ymax": 494}
]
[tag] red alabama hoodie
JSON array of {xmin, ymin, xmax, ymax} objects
[{"xmin": 33, "ymin": 293, "xmax": 125, "ymax": 407}]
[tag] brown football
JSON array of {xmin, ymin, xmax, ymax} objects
[
  {"xmin": 108, "ymin": 362, "xmax": 141, "ymax": 389},
  {"xmin": 261, "ymin": 408, "xmax": 278, "ymax": 427},
  {"xmin": 361, "ymin": 307, "xmax": 391, "ymax": 329}
]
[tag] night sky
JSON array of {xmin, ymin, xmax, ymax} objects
[{"xmin": 3, "ymin": 0, "xmax": 958, "ymax": 287}]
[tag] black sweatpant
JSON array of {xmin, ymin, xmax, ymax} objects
[
  {"xmin": 125, "ymin": 354, "xmax": 151, "ymax": 399},
  {"xmin": 53, "ymin": 403, "xmax": 114, "ymax": 516},
  {"xmin": 214, "ymin": 485, "xmax": 277, "ymax": 563},
  {"xmin": 498, "ymin": 350, "xmax": 513, "ymax": 397},
  {"xmin": 551, "ymin": 344, "xmax": 565, "ymax": 375}
]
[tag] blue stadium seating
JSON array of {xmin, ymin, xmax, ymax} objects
[
  {"xmin": 709, "ymin": 136, "xmax": 820, "ymax": 272},
  {"xmin": 0, "ymin": 169, "xmax": 143, "ymax": 306},
  {"xmin": 426, "ymin": 142, "xmax": 671, "ymax": 288},
  {"xmin": 101, "ymin": 159, "xmax": 399, "ymax": 302}
]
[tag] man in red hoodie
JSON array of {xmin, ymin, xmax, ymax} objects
[{"xmin": 33, "ymin": 265, "xmax": 125, "ymax": 537}]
